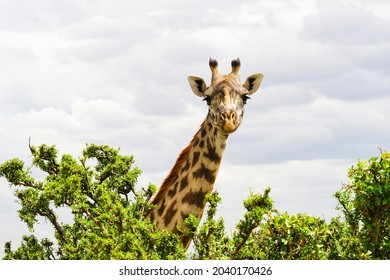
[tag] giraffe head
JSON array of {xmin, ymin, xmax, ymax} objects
[{"xmin": 188, "ymin": 58, "xmax": 263, "ymax": 134}]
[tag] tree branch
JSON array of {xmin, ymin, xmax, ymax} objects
[{"xmin": 81, "ymin": 206, "xmax": 109, "ymax": 236}]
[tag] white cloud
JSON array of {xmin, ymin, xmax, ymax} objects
[
  {"xmin": 302, "ymin": 0, "xmax": 390, "ymax": 45},
  {"xmin": 342, "ymin": 44, "xmax": 390, "ymax": 74},
  {"xmin": 0, "ymin": 0, "xmax": 92, "ymax": 32}
]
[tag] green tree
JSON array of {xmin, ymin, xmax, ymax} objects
[
  {"xmin": 186, "ymin": 151, "xmax": 390, "ymax": 260},
  {"xmin": 1, "ymin": 144, "xmax": 390, "ymax": 259},
  {"xmin": 334, "ymin": 150, "xmax": 390, "ymax": 259},
  {"xmin": 0, "ymin": 143, "xmax": 185, "ymax": 259},
  {"xmin": 244, "ymin": 213, "xmax": 333, "ymax": 260},
  {"xmin": 186, "ymin": 188, "xmax": 274, "ymax": 260}
]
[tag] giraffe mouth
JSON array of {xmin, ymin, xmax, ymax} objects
[{"xmin": 222, "ymin": 120, "xmax": 238, "ymax": 133}]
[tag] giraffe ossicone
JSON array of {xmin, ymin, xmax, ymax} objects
[{"xmin": 147, "ymin": 58, "xmax": 264, "ymax": 248}]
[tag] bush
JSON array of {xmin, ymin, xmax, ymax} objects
[
  {"xmin": 1, "ymin": 144, "xmax": 389, "ymax": 259},
  {"xmin": 0, "ymin": 143, "xmax": 185, "ymax": 259},
  {"xmin": 334, "ymin": 150, "xmax": 390, "ymax": 259}
]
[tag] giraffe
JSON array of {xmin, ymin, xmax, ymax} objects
[{"xmin": 147, "ymin": 58, "xmax": 263, "ymax": 248}]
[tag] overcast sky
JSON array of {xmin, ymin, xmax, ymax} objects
[{"xmin": 1, "ymin": 0, "xmax": 390, "ymax": 255}]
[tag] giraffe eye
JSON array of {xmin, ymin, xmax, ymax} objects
[
  {"xmin": 203, "ymin": 96, "xmax": 211, "ymax": 105},
  {"xmin": 242, "ymin": 95, "xmax": 250, "ymax": 104}
]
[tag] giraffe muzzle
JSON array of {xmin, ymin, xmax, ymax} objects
[{"xmin": 221, "ymin": 111, "xmax": 238, "ymax": 133}]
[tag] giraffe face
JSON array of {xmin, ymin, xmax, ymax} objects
[
  {"xmin": 188, "ymin": 58, "xmax": 264, "ymax": 134},
  {"xmin": 204, "ymin": 79, "xmax": 249, "ymax": 133}
]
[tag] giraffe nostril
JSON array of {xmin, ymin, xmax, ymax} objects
[
  {"xmin": 221, "ymin": 111, "xmax": 236, "ymax": 121},
  {"xmin": 221, "ymin": 112, "xmax": 228, "ymax": 120},
  {"xmin": 230, "ymin": 112, "xmax": 237, "ymax": 121}
]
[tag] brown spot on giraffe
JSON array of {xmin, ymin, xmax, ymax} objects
[
  {"xmin": 193, "ymin": 137, "xmax": 200, "ymax": 147},
  {"xmin": 179, "ymin": 175, "xmax": 189, "ymax": 191},
  {"xmin": 146, "ymin": 58, "xmax": 264, "ymax": 249},
  {"xmin": 193, "ymin": 163, "xmax": 216, "ymax": 184},
  {"xmin": 163, "ymin": 200, "xmax": 178, "ymax": 227},
  {"xmin": 201, "ymin": 128, "xmax": 207, "ymax": 138},
  {"xmin": 203, "ymin": 138, "xmax": 221, "ymax": 164},
  {"xmin": 167, "ymin": 182, "xmax": 178, "ymax": 197},
  {"xmin": 192, "ymin": 151, "xmax": 200, "ymax": 167},
  {"xmin": 182, "ymin": 189, "xmax": 208, "ymax": 209},
  {"xmin": 157, "ymin": 198, "xmax": 167, "ymax": 216},
  {"xmin": 181, "ymin": 159, "xmax": 190, "ymax": 173}
]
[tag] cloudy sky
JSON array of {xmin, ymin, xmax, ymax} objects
[{"xmin": 1, "ymin": 0, "xmax": 390, "ymax": 254}]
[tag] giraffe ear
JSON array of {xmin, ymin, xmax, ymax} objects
[
  {"xmin": 243, "ymin": 73, "xmax": 264, "ymax": 95},
  {"xmin": 188, "ymin": 76, "xmax": 207, "ymax": 97}
]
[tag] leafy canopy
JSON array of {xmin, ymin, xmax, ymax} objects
[
  {"xmin": 1, "ymin": 144, "xmax": 389, "ymax": 259},
  {"xmin": 0, "ymin": 143, "xmax": 185, "ymax": 259}
]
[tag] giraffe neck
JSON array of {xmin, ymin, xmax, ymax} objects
[{"xmin": 148, "ymin": 116, "xmax": 228, "ymax": 246}]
